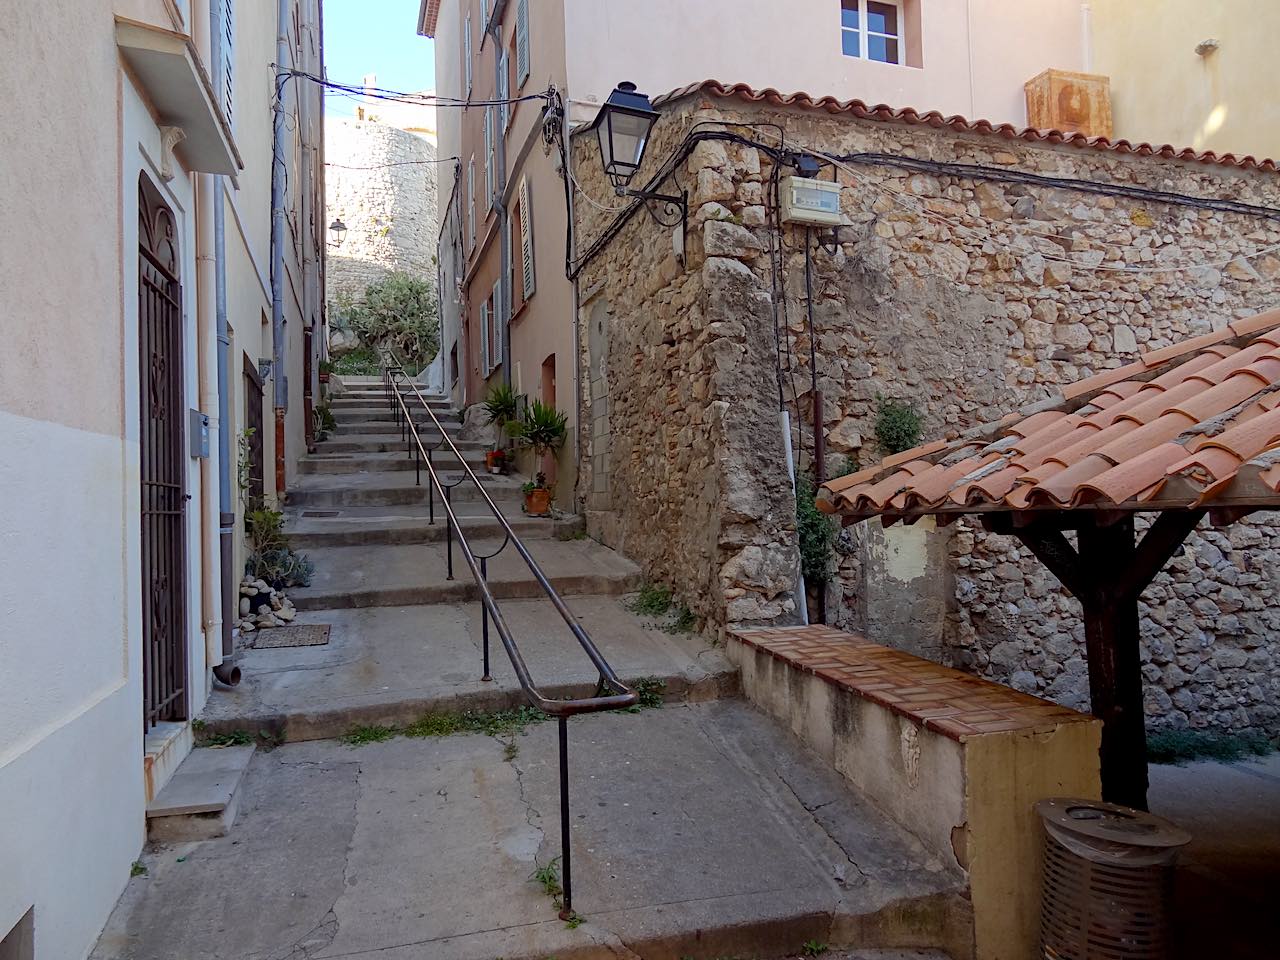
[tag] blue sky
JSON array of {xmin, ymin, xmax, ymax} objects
[{"xmin": 323, "ymin": 0, "xmax": 436, "ymax": 118}]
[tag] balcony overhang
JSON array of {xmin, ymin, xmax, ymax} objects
[
  {"xmin": 116, "ymin": 16, "xmax": 242, "ymax": 176},
  {"xmin": 417, "ymin": 0, "xmax": 441, "ymax": 37}
]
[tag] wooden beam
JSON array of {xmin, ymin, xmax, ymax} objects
[
  {"xmin": 1077, "ymin": 515, "xmax": 1149, "ymax": 810},
  {"xmin": 1008, "ymin": 525, "xmax": 1089, "ymax": 598},
  {"xmin": 1114, "ymin": 508, "xmax": 1206, "ymax": 601}
]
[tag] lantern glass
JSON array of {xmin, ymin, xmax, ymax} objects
[
  {"xmin": 329, "ymin": 218, "xmax": 347, "ymax": 246},
  {"xmin": 594, "ymin": 83, "xmax": 659, "ymax": 189}
]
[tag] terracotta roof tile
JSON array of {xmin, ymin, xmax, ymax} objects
[
  {"xmin": 820, "ymin": 307, "xmax": 1280, "ymax": 519},
  {"xmin": 656, "ymin": 81, "xmax": 1280, "ymax": 174}
]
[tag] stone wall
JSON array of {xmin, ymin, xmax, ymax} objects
[
  {"xmin": 325, "ymin": 119, "xmax": 438, "ymax": 303},
  {"xmin": 573, "ymin": 90, "xmax": 1280, "ymax": 732}
]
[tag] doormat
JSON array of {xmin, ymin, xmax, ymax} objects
[
  {"xmin": 251, "ymin": 624, "xmax": 331, "ymax": 648},
  {"xmin": 302, "ymin": 510, "xmax": 340, "ymax": 517}
]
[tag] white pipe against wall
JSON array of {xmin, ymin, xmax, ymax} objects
[
  {"xmin": 1081, "ymin": 1, "xmax": 1093, "ymax": 72},
  {"xmin": 196, "ymin": 171, "xmax": 223, "ymax": 681},
  {"xmin": 780, "ymin": 410, "xmax": 810, "ymax": 626}
]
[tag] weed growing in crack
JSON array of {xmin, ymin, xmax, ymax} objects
[
  {"xmin": 562, "ymin": 911, "xmax": 584, "ymax": 929},
  {"xmin": 341, "ymin": 724, "xmax": 397, "ymax": 746},
  {"xmin": 130, "ymin": 861, "xmax": 147, "ymax": 878},
  {"xmin": 199, "ymin": 729, "xmax": 254, "ymax": 748},
  {"xmin": 502, "ymin": 740, "xmax": 519, "ymax": 762},
  {"xmin": 530, "ymin": 857, "xmax": 563, "ymax": 899},
  {"xmin": 626, "ymin": 582, "xmax": 672, "ymax": 617},
  {"xmin": 626, "ymin": 676, "xmax": 666, "ymax": 713},
  {"xmin": 802, "ymin": 940, "xmax": 829, "ymax": 956},
  {"xmin": 667, "ymin": 605, "xmax": 696, "ymax": 634}
]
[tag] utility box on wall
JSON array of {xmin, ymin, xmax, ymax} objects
[
  {"xmin": 189, "ymin": 409, "xmax": 210, "ymax": 459},
  {"xmin": 1024, "ymin": 68, "xmax": 1113, "ymax": 139},
  {"xmin": 779, "ymin": 176, "xmax": 843, "ymax": 226}
]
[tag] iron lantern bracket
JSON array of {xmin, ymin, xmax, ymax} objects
[{"xmin": 618, "ymin": 186, "xmax": 687, "ymax": 245}]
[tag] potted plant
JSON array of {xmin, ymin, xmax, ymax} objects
[
  {"xmin": 521, "ymin": 473, "xmax": 552, "ymax": 516},
  {"xmin": 318, "ymin": 359, "xmax": 335, "ymax": 384},
  {"xmin": 483, "ymin": 383, "xmax": 520, "ymax": 474},
  {"xmin": 485, "ymin": 446, "xmax": 507, "ymax": 474},
  {"xmin": 507, "ymin": 400, "xmax": 568, "ymax": 517}
]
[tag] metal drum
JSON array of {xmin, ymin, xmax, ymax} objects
[{"xmin": 1037, "ymin": 798, "xmax": 1191, "ymax": 960}]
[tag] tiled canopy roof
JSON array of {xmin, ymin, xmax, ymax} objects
[
  {"xmin": 657, "ymin": 80, "xmax": 1280, "ymax": 175},
  {"xmin": 819, "ymin": 308, "xmax": 1280, "ymax": 521}
]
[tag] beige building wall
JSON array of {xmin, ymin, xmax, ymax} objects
[
  {"xmin": 1089, "ymin": 0, "xmax": 1280, "ymax": 161},
  {"xmin": 0, "ymin": 2, "xmax": 321, "ymax": 957}
]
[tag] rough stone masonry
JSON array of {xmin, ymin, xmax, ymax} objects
[{"xmin": 572, "ymin": 87, "xmax": 1280, "ymax": 734}]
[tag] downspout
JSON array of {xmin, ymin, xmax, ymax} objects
[
  {"xmin": 1080, "ymin": 1, "xmax": 1093, "ymax": 72},
  {"xmin": 270, "ymin": 0, "xmax": 290, "ymax": 497},
  {"xmin": 562, "ymin": 92, "xmax": 584, "ymax": 510},
  {"xmin": 211, "ymin": 0, "xmax": 240, "ymax": 686}
]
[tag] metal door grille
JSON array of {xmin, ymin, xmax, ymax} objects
[
  {"xmin": 138, "ymin": 176, "xmax": 188, "ymax": 730},
  {"xmin": 243, "ymin": 353, "xmax": 265, "ymax": 506}
]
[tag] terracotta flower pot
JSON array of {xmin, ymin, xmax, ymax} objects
[
  {"xmin": 485, "ymin": 450, "xmax": 505, "ymax": 473},
  {"xmin": 524, "ymin": 488, "xmax": 551, "ymax": 516},
  {"xmin": 318, "ymin": 371, "xmax": 330, "ymax": 384}
]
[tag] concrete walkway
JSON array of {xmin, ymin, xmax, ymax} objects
[
  {"xmin": 1149, "ymin": 753, "xmax": 1280, "ymax": 960},
  {"xmin": 200, "ymin": 598, "xmax": 738, "ymax": 742},
  {"xmin": 93, "ymin": 701, "xmax": 966, "ymax": 960}
]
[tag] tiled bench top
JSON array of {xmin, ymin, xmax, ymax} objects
[{"xmin": 730, "ymin": 625, "xmax": 1095, "ymax": 741}]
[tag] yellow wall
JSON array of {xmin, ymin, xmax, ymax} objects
[{"xmin": 1091, "ymin": 0, "xmax": 1280, "ymax": 160}]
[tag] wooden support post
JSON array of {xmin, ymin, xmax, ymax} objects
[{"xmin": 1005, "ymin": 509, "xmax": 1206, "ymax": 811}]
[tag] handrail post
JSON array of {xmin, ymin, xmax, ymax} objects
[
  {"xmin": 428, "ymin": 449, "xmax": 435, "ymax": 524},
  {"xmin": 445, "ymin": 486, "xmax": 454, "ymax": 581},
  {"xmin": 480, "ymin": 556, "xmax": 492, "ymax": 681},
  {"xmin": 414, "ymin": 434, "xmax": 420, "ymax": 486},
  {"xmin": 558, "ymin": 716, "xmax": 573, "ymax": 921}
]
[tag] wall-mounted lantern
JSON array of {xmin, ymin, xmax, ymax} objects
[
  {"xmin": 591, "ymin": 82, "xmax": 687, "ymax": 240},
  {"xmin": 328, "ymin": 218, "xmax": 347, "ymax": 247}
]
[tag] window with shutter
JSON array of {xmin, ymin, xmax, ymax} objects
[
  {"xmin": 464, "ymin": 13, "xmax": 472, "ymax": 94},
  {"xmin": 498, "ymin": 50, "xmax": 510, "ymax": 131},
  {"xmin": 492, "ymin": 279, "xmax": 503, "ymax": 372},
  {"xmin": 519, "ymin": 177, "xmax": 536, "ymax": 299},
  {"xmin": 483, "ymin": 106, "xmax": 493, "ymax": 209},
  {"xmin": 480, "ymin": 299, "xmax": 490, "ymax": 373},
  {"xmin": 515, "ymin": 0, "xmax": 530, "ymax": 88},
  {"xmin": 223, "ymin": 0, "xmax": 234, "ymax": 128},
  {"xmin": 466, "ymin": 158, "xmax": 476, "ymax": 248}
]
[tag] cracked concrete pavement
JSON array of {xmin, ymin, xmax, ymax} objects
[{"xmin": 93, "ymin": 701, "xmax": 965, "ymax": 960}]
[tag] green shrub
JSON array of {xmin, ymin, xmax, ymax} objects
[
  {"xmin": 796, "ymin": 474, "xmax": 837, "ymax": 585},
  {"xmin": 331, "ymin": 272, "xmax": 439, "ymax": 368},
  {"xmin": 483, "ymin": 383, "xmax": 520, "ymax": 427},
  {"xmin": 874, "ymin": 395, "xmax": 923, "ymax": 454},
  {"xmin": 507, "ymin": 400, "xmax": 568, "ymax": 459},
  {"xmin": 333, "ymin": 346, "xmax": 381, "ymax": 376}
]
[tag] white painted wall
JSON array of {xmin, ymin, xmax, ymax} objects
[{"xmin": 562, "ymin": 0, "xmax": 1084, "ymax": 126}]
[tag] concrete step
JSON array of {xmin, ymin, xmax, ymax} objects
[
  {"xmin": 314, "ymin": 434, "xmax": 488, "ymax": 454},
  {"xmin": 329, "ymin": 408, "xmax": 462, "ymax": 425},
  {"xmin": 198, "ymin": 598, "xmax": 738, "ymax": 742},
  {"xmin": 284, "ymin": 505, "xmax": 555, "ymax": 548},
  {"xmin": 298, "ymin": 450, "xmax": 489, "ymax": 475},
  {"xmin": 102, "ymin": 701, "xmax": 966, "ymax": 960},
  {"xmin": 332, "ymin": 420, "xmax": 461, "ymax": 436},
  {"xmin": 288, "ymin": 536, "xmax": 642, "ymax": 610},
  {"xmin": 144, "ymin": 744, "xmax": 255, "ymax": 842},
  {"xmin": 284, "ymin": 469, "xmax": 519, "ymax": 507}
]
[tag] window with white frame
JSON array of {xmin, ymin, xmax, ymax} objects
[
  {"xmin": 840, "ymin": 0, "xmax": 902, "ymax": 64},
  {"xmin": 466, "ymin": 157, "xmax": 476, "ymax": 249},
  {"xmin": 514, "ymin": 0, "xmax": 530, "ymax": 88},
  {"xmin": 483, "ymin": 105, "xmax": 494, "ymax": 209}
]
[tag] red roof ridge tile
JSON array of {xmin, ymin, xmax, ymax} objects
[{"xmin": 655, "ymin": 80, "xmax": 1280, "ymax": 174}]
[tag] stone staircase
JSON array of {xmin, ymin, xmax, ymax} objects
[{"xmin": 97, "ymin": 377, "xmax": 968, "ymax": 960}]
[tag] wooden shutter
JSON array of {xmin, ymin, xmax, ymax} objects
[
  {"xmin": 498, "ymin": 50, "xmax": 509, "ymax": 130},
  {"xmin": 515, "ymin": 0, "xmax": 530, "ymax": 87},
  {"xmin": 467, "ymin": 158, "xmax": 475, "ymax": 248},
  {"xmin": 464, "ymin": 13, "xmax": 472, "ymax": 93},
  {"xmin": 483, "ymin": 106, "xmax": 493, "ymax": 208},
  {"xmin": 480, "ymin": 299, "xmax": 490, "ymax": 373},
  {"xmin": 519, "ymin": 177, "xmax": 535, "ymax": 299},
  {"xmin": 223, "ymin": 0, "xmax": 234, "ymax": 127},
  {"xmin": 492, "ymin": 279, "xmax": 503, "ymax": 371}
]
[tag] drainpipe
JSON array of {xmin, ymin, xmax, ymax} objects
[
  {"xmin": 1080, "ymin": 1, "xmax": 1093, "ymax": 72},
  {"xmin": 211, "ymin": 0, "xmax": 240, "ymax": 685},
  {"xmin": 270, "ymin": 0, "xmax": 290, "ymax": 497}
]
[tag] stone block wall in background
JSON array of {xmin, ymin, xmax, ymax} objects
[
  {"xmin": 572, "ymin": 89, "xmax": 1280, "ymax": 732},
  {"xmin": 325, "ymin": 119, "xmax": 439, "ymax": 303}
]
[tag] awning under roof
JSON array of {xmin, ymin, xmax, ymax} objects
[
  {"xmin": 816, "ymin": 305, "xmax": 1280, "ymax": 812},
  {"xmin": 116, "ymin": 17, "xmax": 241, "ymax": 177}
]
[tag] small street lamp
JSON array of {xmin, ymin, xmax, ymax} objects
[
  {"xmin": 591, "ymin": 82, "xmax": 687, "ymax": 236},
  {"xmin": 328, "ymin": 217, "xmax": 347, "ymax": 247}
]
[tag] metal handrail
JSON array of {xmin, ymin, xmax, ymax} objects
[{"xmin": 375, "ymin": 350, "xmax": 636, "ymax": 919}]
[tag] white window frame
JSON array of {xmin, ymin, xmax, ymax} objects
[
  {"xmin": 464, "ymin": 12, "xmax": 473, "ymax": 94},
  {"xmin": 491, "ymin": 278, "xmax": 503, "ymax": 373},
  {"xmin": 839, "ymin": 0, "xmax": 903, "ymax": 65},
  {"xmin": 480, "ymin": 297, "xmax": 490, "ymax": 373},
  {"xmin": 515, "ymin": 0, "xmax": 530, "ymax": 88},
  {"xmin": 498, "ymin": 49, "xmax": 510, "ymax": 131}
]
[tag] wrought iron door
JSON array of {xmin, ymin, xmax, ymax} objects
[
  {"xmin": 243, "ymin": 353, "xmax": 265, "ymax": 507},
  {"xmin": 138, "ymin": 175, "xmax": 188, "ymax": 729}
]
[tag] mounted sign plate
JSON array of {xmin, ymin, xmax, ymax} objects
[{"xmin": 189, "ymin": 409, "xmax": 210, "ymax": 459}]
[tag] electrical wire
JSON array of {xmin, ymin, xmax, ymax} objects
[
  {"xmin": 325, "ymin": 157, "xmax": 460, "ymax": 170},
  {"xmin": 279, "ymin": 67, "xmax": 552, "ymax": 109}
]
